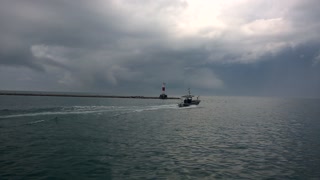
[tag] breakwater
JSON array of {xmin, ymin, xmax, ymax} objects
[{"xmin": 0, "ymin": 91, "xmax": 180, "ymax": 100}]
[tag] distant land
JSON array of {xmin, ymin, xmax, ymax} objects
[{"xmin": 0, "ymin": 90, "xmax": 180, "ymax": 100}]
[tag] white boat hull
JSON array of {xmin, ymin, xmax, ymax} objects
[{"xmin": 178, "ymin": 100, "xmax": 200, "ymax": 107}]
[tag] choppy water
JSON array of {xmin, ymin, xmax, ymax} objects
[{"xmin": 1, "ymin": 95, "xmax": 320, "ymax": 179}]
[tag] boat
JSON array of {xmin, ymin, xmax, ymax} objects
[{"xmin": 178, "ymin": 88, "xmax": 201, "ymax": 107}]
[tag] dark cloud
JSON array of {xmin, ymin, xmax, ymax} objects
[{"xmin": 0, "ymin": 0, "xmax": 319, "ymax": 97}]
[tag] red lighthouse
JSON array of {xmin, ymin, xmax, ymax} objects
[
  {"xmin": 159, "ymin": 82, "xmax": 168, "ymax": 99},
  {"xmin": 162, "ymin": 83, "xmax": 166, "ymax": 93}
]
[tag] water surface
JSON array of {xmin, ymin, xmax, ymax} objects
[{"xmin": 1, "ymin": 96, "xmax": 319, "ymax": 179}]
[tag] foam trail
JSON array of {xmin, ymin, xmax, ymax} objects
[
  {"xmin": 0, "ymin": 104, "xmax": 182, "ymax": 119},
  {"xmin": 0, "ymin": 105, "xmax": 138, "ymax": 119},
  {"xmin": 133, "ymin": 104, "xmax": 179, "ymax": 112},
  {"xmin": 177, "ymin": 105, "xmax": 199, "ymax": 109},
  {"xmin": 0, "ymin": 110, "xmax": 109, "ymax": 119}
]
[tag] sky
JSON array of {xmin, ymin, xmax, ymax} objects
[{"xmin": 0, "ymin": 0, "xmax": 320, "ymax": 97}]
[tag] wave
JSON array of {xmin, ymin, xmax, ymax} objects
[{"xmin": 26, "ymin": 119, "xmax": 47, "ymax": 125}]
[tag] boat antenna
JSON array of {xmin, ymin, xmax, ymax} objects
[{"xmin": 188, "ymin": 88, "xmax": 190, "ymax": 96}]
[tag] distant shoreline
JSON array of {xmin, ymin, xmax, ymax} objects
[{"xmin": 0, "ymin": 91, "xmax": 180, "ymax": 100}]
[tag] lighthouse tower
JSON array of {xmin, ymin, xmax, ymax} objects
[{"xmin": 159, "ymin": 82, "xmax": 168, "ymax": 99}]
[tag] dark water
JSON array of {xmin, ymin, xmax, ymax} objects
[{"xmin": 1, "ymin": 96, "xmax": 320, "ymax": 179}]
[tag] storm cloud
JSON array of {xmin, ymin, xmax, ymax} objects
[{"xmin": 1, "ymin": 0, "xmax": 320, "ymax": 97}]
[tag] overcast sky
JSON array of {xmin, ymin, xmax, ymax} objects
[{"xmin": 1, "ymin": 0, "xmax": 320, "ymax": 97}]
